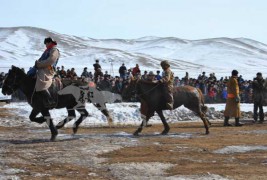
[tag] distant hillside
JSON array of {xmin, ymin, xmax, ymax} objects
[{"xmin": 0, "ymin": 26, "xmax": 267, "ymax": 79}]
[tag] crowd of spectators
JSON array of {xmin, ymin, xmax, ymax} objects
[
  {"xmin": 51, "ymin": 62, "xmax": 256, "ymax": 104},
  {"xmin": 0, "ymin": 62, "xmax": 259, "ymax": 104}
]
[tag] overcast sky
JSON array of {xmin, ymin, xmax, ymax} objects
[{"xmin": 1, "ymin": 0, "xmax": 267, "ymax": 43}]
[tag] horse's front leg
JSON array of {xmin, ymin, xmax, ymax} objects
[
  {"xmin": 41, "ymin": 110, "xmax": 58, "ymax": 141},
  {"xmin": 156, "ymin": 110, "xmax": 170, "ymax": 135},
  {"xmin": 56, "ymin": 108, "xmax": 76, "ymax": 129},
  {"xmin": 134, "ymin": 115, "xmax": 151, "ymax": 136},
  {"xmin": 29, "ymin": 109, "xmax": 46, "ymax": 124},
  {"xmin": 73, "ymin": 108, "xmax": 89, "ymax": 134}
]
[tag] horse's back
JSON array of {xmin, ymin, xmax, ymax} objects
[{"xmin": 174, "ymin": 85, "xmax": 203, "ymax": 108}]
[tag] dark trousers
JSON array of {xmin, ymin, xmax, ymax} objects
[
  {"xmin": 163, "ymin": 86, "xmax": 173, "ymax": 104},
  {"xmin": 253, "ymin": 102, "xmax": 264, "ymax": 121}
]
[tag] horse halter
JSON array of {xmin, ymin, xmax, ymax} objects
[{"xmin": 134, "ymin": 79, "xmax": 160, "ymax": 97}]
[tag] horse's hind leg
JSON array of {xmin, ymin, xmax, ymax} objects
[
  {"xmin": 56, "ymin": 108, "xmax": 76, "ymax": 129},
  {"xmin": 156, "ymin": 110, "xmax": 170, "ymax": 135},
  {"xmin": 201, "ymin": 105, "xmax": 211, "ymax": 126},
  {"xmin": 102, "ymin": 109, "xmax": 113, "ymax": 126},
  {"xmin": 73, "ymin": 108, "xmax": 89, "ymax": 134},
  {"xmin": 95, "ymin": 103, "xmax": 113, "ymax": 126},
  {"xmin": 41, "ymin": 110, "xmax": 58, "ymax": 141},
  {"xmin": 198, "ymin": 111, "xmax": 210, "ymax": 135}
]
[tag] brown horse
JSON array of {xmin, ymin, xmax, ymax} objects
[{"xmin": 122, "ymin": 79, "xmax": 210, "ymax": 135}]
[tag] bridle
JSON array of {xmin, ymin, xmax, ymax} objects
[{"xmin": 133, "ymin": 79, "xmax": 160, "ymax": 97}]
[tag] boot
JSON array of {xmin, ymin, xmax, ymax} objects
[
  {"xmin": 39, "ymin": 90, "xmax": 56, "ymax": 108},
  {"xmin": 166, "ymin": 103, "xmax": 173, "ymax": 110},
  {"xmin": 223, "ymin": 116, "xmax": 232, "ymax": 126},
  {"xmin": 253, "ymin": 114, "xmax": 258, "ymax": 123},
  {"xmin": 235, "ymin": 117, "xmax": 243, "ymax": 127},
  {"xmin": 259, "ymin": 113, "xmax": 264, "ymax": 123}
]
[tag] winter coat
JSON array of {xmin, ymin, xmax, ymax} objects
[
  {"xmin": 132, "ymin": 67, "xmax": 141, "ymax": 77},
  {"xmin": 160, "ymin": 68, "xmax": 174, "ymax": 90},
  {"xmin": 224, "ymin": 76, "xmax": 241, "ymax": 117},
  {"xmin": 93, "ymin": 63, "xmax": 101, "ymax": 71},
  {"xmin": 119, "ymin": 65, "xmax": 127, "ymax": 75},
  {"xmin": 35, "ymin": 47, "xmax": 59, "ymax": 91},
  {"xmin": 252, "ymin": 77, "xmax": 265, "ymax": 104}
]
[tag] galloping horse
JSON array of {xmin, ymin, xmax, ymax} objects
[
  {"xmin": 2, "ymin": 66, "xmax": 113, "ymax": 141},
  {"xmin": 122, "ymin": 79, "xmax": 210, "ymax": 135}
]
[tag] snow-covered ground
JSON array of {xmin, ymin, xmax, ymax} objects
[{"xmin": 1, "ymin": 102, "xmax": 264, "ymax": 127}]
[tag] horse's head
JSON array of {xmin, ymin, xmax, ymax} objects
[{"xmin": 2, "ymin": 66, "xmax": 24, "ymax": 95}]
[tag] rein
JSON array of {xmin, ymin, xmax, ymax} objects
[{"xmin": 135, "ymin": 79, "xmax": 160, "ymax": 97}]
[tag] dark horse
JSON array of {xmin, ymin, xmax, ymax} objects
[
  {"xmin": 2, "ymin": 66, "xmax": 112, "ymax": 141},
  {"xmin": 122, "ymin": 79, "xmax": 210, "ymax": 135}
]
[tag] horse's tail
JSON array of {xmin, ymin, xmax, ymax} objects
[{"xmin": 196, "ymin": 88, "xmax": 208, "ymax": 113}]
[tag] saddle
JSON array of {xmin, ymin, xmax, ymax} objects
[{"xmin": 48, "ymin": 77, "xmax": 64, "ymax": 99}]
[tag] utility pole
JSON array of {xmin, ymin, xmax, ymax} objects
[{"xmin": 109, "ymin": 58, "xmax": 114, "ymax": 76}]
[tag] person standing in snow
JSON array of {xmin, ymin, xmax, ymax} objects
[
  {"xmin": 223, "ymin": 70, "xmax": 242, "ymax": 126},
  {"xmin": 252, "ymin": 72, "xmax": 265, "ymax": 123}
]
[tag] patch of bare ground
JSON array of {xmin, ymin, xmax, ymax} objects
[
  {"xmin": 0, "ymin": 112, "xmax": 267, "ymax": 179},
  {"xmin": 99, "ymin": 121, "xmax": 267, "ymax": 180}
]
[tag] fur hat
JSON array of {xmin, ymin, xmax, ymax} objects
[
  {"xmin": 160, "ymin": 60, "xmax": 170, "ymax": 68},
  {"xmin": 232, "ymin": 70, "xmax": 238, "ymax": 76},
  {"xmin": 257, "ymin": 72, "xmax": 262, "ymax": 76},
  {"xmin": 44, "ymin": 37, "xmax": 57, "ymax": 45}
]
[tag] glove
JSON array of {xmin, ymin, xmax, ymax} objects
[{"xmin": 235, "ymin": 95, "xmax": 240, "ymax": 103}]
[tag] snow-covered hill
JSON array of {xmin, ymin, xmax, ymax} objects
[{"xmin": 1, "ymin": 26, "xmax": 267, "ymax": 79}]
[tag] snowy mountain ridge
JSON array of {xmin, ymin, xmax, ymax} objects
[{"xmin": 1, "ymin": 26, "xmax": 267, "ymax": 79}]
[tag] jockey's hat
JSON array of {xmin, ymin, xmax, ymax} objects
[
  {"xmin": 44, "ymin": 37, "xmax": 57, "ymax": 45},
  {"xmin": 232, "ymin": 70, "xmax": 238, "ymax": 76},
  {"xmin": 257, "ymin": 72, "xmax": 262, "ymax": 76},
  {"xmin": 160, "ymin": 60, "xmax": 170, "ymax": 68},
  {"xmin": 96, "ymin": 59, "xmax": 99, "ymax": 62}
]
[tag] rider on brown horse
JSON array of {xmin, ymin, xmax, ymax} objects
[{"xmin": 159, "ymin": 60, "xmax": 174, "ymax": 110}]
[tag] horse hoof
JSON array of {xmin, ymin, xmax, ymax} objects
[
  {"xmin": 133, "ymin": 131, "xmax": 139, "ymax": 136},
  {"xmin": 73, "ymin": 128, "xmax": 78, "ymax": 135},
  {"xmin": 205, "ymin": 131, "xmax": 209, "ymax": 135},
  {"xmin": 108, "ymin": 122, "xmax": 113, "ymax": 128},
  {"xmin": 161, "ymin": 132, "xmax": 168, "ymax": 135},
  {"xmin": 50, "ymin": 135, "xmax": 57, "ymax": 141}
]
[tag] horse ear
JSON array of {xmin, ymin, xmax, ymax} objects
[{"xmin": 11, "ymin": 65, "xmax": 17, "ymax": 70}]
